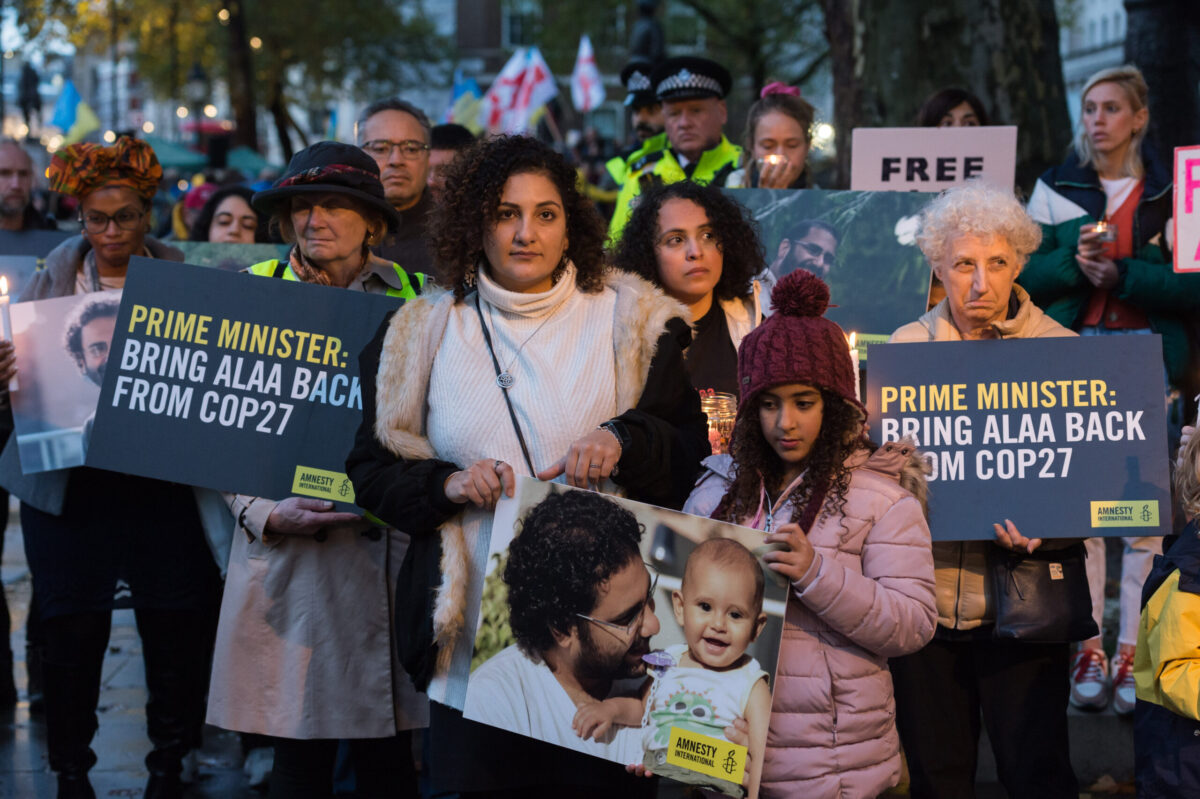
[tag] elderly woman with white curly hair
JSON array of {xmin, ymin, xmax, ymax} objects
[{"xmin": 885, "ymin": 182, "xmax": 1084, "ymax": 799}]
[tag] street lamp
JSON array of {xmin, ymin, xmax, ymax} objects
[{"xmin": 184, "ymin": 63, "xmax": 210, "ymax": 147}]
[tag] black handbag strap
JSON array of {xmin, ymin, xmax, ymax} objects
[{"xmin": 473, "ymin": 294, "xmax": 537, "ymax": 476}]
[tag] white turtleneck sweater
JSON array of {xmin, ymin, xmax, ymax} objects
[{"xmin": 425, "ymin": 263, "xmax": 619, "ymax": 707}]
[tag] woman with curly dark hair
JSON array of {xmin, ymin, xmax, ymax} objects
[
  {"xmin": 346, "ymin": 134, "xmax": 709, "ymax": 798},
  {"xmin": 684, "ymin": 269, "xmax": 936, "ymax": 798},
  {"xmin": 614, "ymin": 179, "xmax": 765, "ymax": 396}
]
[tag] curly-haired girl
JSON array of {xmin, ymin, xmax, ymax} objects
[
  {"xmin": 347, "ymin": 134, "xmax": 709, "ymax": 798},
  {"xmin": 684, "ymin": 269, "xmax": 936, "ymax": 798},
  {"xmin": 614, "ymin": 179, "xmax": 765, "ymax": 396}
]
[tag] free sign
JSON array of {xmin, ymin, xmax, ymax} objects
[{"xmin": 1173, "ymin": 144, "xmax": 1200, "ymax": 273}]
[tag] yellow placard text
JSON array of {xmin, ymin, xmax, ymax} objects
[
  {"xmin": 291, "ymin": 465, "xmax": 355, "ymax": 503},
  {"xmin": 665, "ymin": 727, "xmax": 746, "ymax": 786},
  {"xmin": 1090, "ymin": 500, "xmax": 1159, "ymax": 528}
]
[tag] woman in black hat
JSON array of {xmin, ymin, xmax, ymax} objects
[{"xmin": 206, "ymin": 142, "xmax": 427, "ymax": 799}]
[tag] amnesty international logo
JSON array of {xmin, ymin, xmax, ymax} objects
[
  {"xmin": 291, "ymin": 465, "xmax": 355, "ymax": 504},
  {"xmin": 665, "ymin": 727, "xmax": 746, "ymax": 786},
  {"xmin": 1089, "ymin": 500, "xmax": 1159, "ymax": 528}
]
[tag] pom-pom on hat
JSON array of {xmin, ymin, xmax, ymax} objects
[{"xmin": 736, "ymin": 269, "xmax": 864, "ymax": 417}]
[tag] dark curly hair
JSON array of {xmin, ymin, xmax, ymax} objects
[
  {"xmin": 63, "ymin": 294, "xmax": 121, "ymax": 372},
  {"xmin": 504, "ymin": 489, "xmax": 644, "ymax": 661},
  {"xmin": 429, "ymin": 135, "xmax": 608, "ymax": 300},
  {"xmin": 613, "ymin": 180, "xmax": 763, "ymax": 304},
  {"xmin": 713, "ymin": 388, "xmax": 870, "ymax": 530}
]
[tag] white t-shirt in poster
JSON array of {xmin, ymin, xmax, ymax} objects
[{"xmin": 464, "ymin": 644, "xmax": 645, "ymax": 764}]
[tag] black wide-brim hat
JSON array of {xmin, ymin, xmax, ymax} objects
[
  {"xmin": 652, "ymin": 56, "xmax": 731, "ymax": 102},
  {"xmin": 252, "ymin": 141, "xmax": 402, "ymax": 233},
  {"xmin": 621, "ymin": 59, "xmax": 658, "ymax": 109}
]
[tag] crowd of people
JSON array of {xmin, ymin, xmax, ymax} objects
[{"xmin": 0, "ymin": 50, "xmax": 1197, "ymax": 799}]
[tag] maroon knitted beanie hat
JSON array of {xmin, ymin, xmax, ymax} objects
[{"xmin": 737, "ymin": 270, "xmax": 864, "ymax": 417}]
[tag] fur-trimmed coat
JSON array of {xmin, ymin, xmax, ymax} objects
[
  {"xmin": 346, "ymin": 270, "xmax": 710, "ymax": 675},
  {"xmin": 684, "ymin": 442, "xmax": 936, "ymax": 799}
]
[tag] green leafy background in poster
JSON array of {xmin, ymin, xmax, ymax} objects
[{"xmin": 726, "ymin": 188, "xmax": 932, "ymax": 339}]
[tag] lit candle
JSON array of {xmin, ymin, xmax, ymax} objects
[
  {"xmin": 848, "ymin": 331, "xmax": 860, "ymax": 401},
  {"xmin": 0, "ymin": 277, "xmax": 15, "ymax": 392}
]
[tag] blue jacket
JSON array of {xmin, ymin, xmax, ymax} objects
[
  {"xmin": 1134, "ymin": 522, "xmax": 1200, "ymax": 797},
  {"xmin": 1020, "ymin": 143, "xmax": 1200, "ymax": 386}
]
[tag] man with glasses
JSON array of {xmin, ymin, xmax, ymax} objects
[
  {"xmin": 356, "ymin": 97, "xmax": 435, "ymax": 275},
  {"xmin": 770, "ymin": 218, "xmax": 839, "ymax": 282},
  {"xmin": 464, "ymin": 489, "xmax": 658, "ymax": 767}
]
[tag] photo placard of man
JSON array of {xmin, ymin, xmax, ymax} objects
[
  {"xmin": 465, "ymin": 489, "xmax": 658, "ymax": 764},
  {"xmin": 62, "ymin": 293, "xmax": 120, "ymax": 450}
]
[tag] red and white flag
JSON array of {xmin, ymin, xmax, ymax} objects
[
  {"xmin": 481, "ymin": 47, "xmax": 559, "ymax": 134},
  {"xmin": 570, "ymin": 35, "xmax": 605, "ymax": 114}
]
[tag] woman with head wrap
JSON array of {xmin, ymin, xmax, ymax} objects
[{"xmin": 0, "ymin": 137, "xmax": 225, "ymax": 799}]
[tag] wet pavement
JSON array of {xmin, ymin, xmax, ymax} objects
[{"xmin": 0, "ymin": 520, "xmax": 255, "ymax": 799}]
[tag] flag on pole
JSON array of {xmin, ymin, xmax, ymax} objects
[
  {"xmin": 50, "ymin": 80, "xmax": 101, "ymax": 145},
  {"xmin": 480, "ymin": 47, "xmax": 558, "ymax": 134},
  {"xmin": 570, "ymin": 35, "xmax": 605, "ymax": 114}
]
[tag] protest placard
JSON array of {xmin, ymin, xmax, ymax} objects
[
  {"xmin": 0, "ymin": 230, "xmax": 72, "ymax": 258},
  {"xmin": 849, "ymin": 126, "xmax": 1018, "ymax": 192},
  {"xmin": 463, "ymin": 477, "xmax": 786, "ymax": 797},
  {"xmin": 725, "ymin": 188, "xmax": 931, "ymax": 342},
  {"xmin": 174, "ymin": 242, "xmax": 290, "ymax": 271},
  {"xmin": 85, "ymin": 257, "xmax": 403, "ymax": 508},
  {"xmin": 867, "ymin": 336, "xmax": 1170, "ymax": 541},
  {"xmin": 1173, "ymin": 144, "xmax": 1200, "ymax": 273},
  {"xmin": 10, "ymin": 290, "xmax": 122, "ymax": 473}
]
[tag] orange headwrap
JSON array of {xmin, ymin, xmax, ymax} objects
[{"xmin": 48, "ymin": 137, "xmax": 163, "ymax": 201}]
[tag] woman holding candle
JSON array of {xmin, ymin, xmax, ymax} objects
[
  {"xmin": 1019, "ymin": 64, "xmax": 1200, "ymax": 716},
  {"xmin": 725, "ymin": 83, "xmax": 816, "ymax": 190},
  {"xmin": 614, "ymin": 180, "xmax": 766, "ymax": 398},
  {"xmin": 0, "ymin": 136, "xmax": 225, "ymax": 799}
]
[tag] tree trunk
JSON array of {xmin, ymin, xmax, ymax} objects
[
  {"xmin": 225, "ymin": 0, "xmax": 259, "ymax": 151},
  {"xmin": 1124, "ymin": 0, "xmax": 1200, "ymax": 161},
  {"xmin": 821, "ymin": 0, "xmax": 1071, "ymax": 193},
  {"xmin": 269, "ymin": 78, "xmax": 293, "ymax": 162}
]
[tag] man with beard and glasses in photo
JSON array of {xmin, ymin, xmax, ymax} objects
[
  {"xmin": 464, "ymin": 490, "xmax": 659, "ymax": 764},
  {"xmin": 61, "ymin": 294, "xmax": 119, "ymax": 453},
  {"xmin": 769, "ymin": 219, "xmax": 839, "ymax": 282}
]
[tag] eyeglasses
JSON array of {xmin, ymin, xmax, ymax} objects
[
  {"xmin": 361, "ymin": 139, "xmax": 430, "ymax": 160},
  {"xmin": 81, "ymin": 208, "xmax": 145, "ymax": 234},
  {"xmin": 575, "ymin": 567, "xmax": 659, "ymax": 638},
  {"xmin": 792, "ymin": 239, "xmax": 836, "ymax": 267}
]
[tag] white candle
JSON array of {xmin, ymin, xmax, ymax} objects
[
  {"xmin": 1, "ymin": 276, "xmax": 15, "ymax": 392},
  {"xmin": 848, "ymin": 331, "xmax": 860, "ymax": 402}
]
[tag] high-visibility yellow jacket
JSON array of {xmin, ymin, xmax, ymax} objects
[
  {"xmin": 248, "ymin": 259, "xmax": 425, "ymax": 300},
  {"xmin": 608, "ymin": 134, "xmax": 741, "ymax": 244}
]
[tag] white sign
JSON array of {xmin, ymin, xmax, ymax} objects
[
  {"xmin": 1173, "ymin": 145, "xmax": 1200, "ymax": 273},
  {"xmin": 850, "ymin": 126, "xmax": 1018, "ymax": 192}
]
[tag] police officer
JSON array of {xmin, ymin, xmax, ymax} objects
[
  {"xmin": 605, "ymin": 60, "xmax": 667, "ymax": 193},
  {"xmin": 608, "ymin": 56, "xmax": 741, "ymax": 241}
]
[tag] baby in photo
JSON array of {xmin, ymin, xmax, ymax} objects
[{"xmin": 573, "ymin": 538, "xmax": 772, "ymax": 798}]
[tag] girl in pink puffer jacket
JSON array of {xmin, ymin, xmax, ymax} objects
[{"xmin": 685, "ymin": 270, "xmax": 936, "ymax": 798}]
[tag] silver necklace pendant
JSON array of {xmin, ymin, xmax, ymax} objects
[{"xmin": 496, "ymin": 371, "xmax": 515, "ymax": 389}]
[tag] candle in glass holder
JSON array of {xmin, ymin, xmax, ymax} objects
[{"xmin": 848, "ymin": 331, "xmax": 860, "ymax": 401}]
